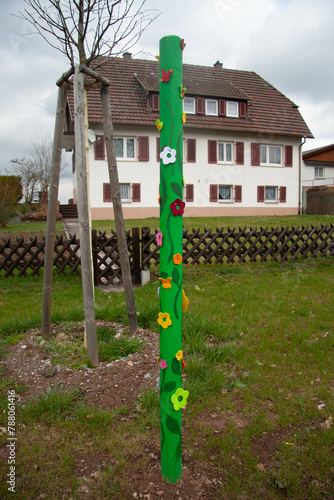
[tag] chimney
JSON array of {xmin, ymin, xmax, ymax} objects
[
  {"xmin": 123, "ymin": 52, "xmax": 132, "ymax": 59},
  {"xmin": 214, "ymin": 60, "xmax": 223, "ymax": 70}
]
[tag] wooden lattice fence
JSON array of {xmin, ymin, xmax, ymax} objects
[
  {"xmin": 142, "ymin": 224, "xmax": 334, "ymax": 266},
  {"xmin": 1, "ymin": 224, "xmax": 333, "ymax": 281},
  {"xmin": 0, "ymin": 234, "xmax": 80, "ymax": 278}
]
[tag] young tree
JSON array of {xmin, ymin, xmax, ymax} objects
[
  {"xmin": 0, "ymin": 176, "xmax": 22, "ymax": 228},
  {"xmin": 17, "ymin": 0, "xmax": 158, "ymax": 68},
  {"xmin": 10, "ymin": 136, "xmax": 55, "ymax": 204},
  {"xmin": 17, "ymin": 0, "xmax": 158, "ymax": 343}
]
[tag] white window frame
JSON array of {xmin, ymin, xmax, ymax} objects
[
  {"xmin": 265, "ymin": 186, "xmax": 278, "ymax": 203},
  {"xmin": 120, "ymin": 183, "xmax": 131, "ymax": 202},
  {"xmin": 260, "ymin": 145, "xmax": 283, "ymax": 167},
  {"xmin": 315, "ymin": 167, "xmax": 325, "ymax": 179},
  {"xmin": 218, "ymin": 141, "xmax": 234, "ymax": 164},
  {"xmin": 205, "ymin": 99, "xmax": 218, "ymax": 116},
  {"xmin": 114, "ymin": 137, "xmax": 136, "ymax": 160},
  {"xmin": 218, "ymin": 184, "xmax": 233, "ymax": 202},
  {"xmin": 183, "ymin": 97, "xmax": 195, "ymax": 114},
  {"xmin": 226, "ymin": 101, "xmax": 239, "ymax": 118}
]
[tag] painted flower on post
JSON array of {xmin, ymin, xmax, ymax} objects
[
  {"xmin": 159, "ymin": 359, "xmax": 168, "ymax": 370},
  {"xmin": 173, "ymin": 253, "xmax": 182, "ymax": 265},
  {"xmin": 159, "ymin": 277, "xmax": 172, "ymax": 289},
  {"xmin": 171, "ymin": 388, "xmax": 189, "ymax": 411},
  {"xmin": 175, "ymin": 350, "xmax": 183, "ymax": 361},
  {"xmin": 182, "ymin": 289, "xmax": 189, "ymax": 312},
  {"xmin": 156, "ymin": 230, "xmax": 163, "ymax": 247},
  {"xmin": 170, "ymin": 198, "xmax": 185, "ymax": 216},
  {"xmin": 158, "ymin": 312, "xmax": 172, "ymax": 329},
  {"xmin": 160, "ymin": 146, "xmax": 177, "ymax": 165}
]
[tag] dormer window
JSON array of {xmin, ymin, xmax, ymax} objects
[
  {"xmin": 206, "ymin": 99, "xmax": 218, "ymax": 116},
  {"xmin": 183, "ymin": 97, "xmax": 195, "ymax": 114},
  {"xmin": 226, "ymin": 101, "xmax": 239, "ymax": 117}
]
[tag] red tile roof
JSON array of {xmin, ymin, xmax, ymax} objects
[{"xmin": 67, "ymin": 56, "xmax": 313, "ymax": 138}]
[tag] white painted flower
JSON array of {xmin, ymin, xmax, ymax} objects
[{"xmin": 159, "ymin": 146, "xmax": 177, "ymax": 165}]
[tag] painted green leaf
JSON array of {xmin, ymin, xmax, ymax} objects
[
  {"xmin": 160, "ymin": 271, "xmax": 169, "ymax": 280},
  {"xmin": 172, "ymin": 266, "xmax": 180, "ymax": 285},
  {"xmin": 162, "ymin": 381, "xmax": 176, "ymax": 393},
  {"xmin": 171, "ymin": 357, "xmax": 181, "ymax": 375},
  {"xmin": 166, "ymin": 415, "xmax": 181, "ymax": 436},
  {"xmin": 171, "ymin": 182, "xmax": 182, "ymax": 198}
]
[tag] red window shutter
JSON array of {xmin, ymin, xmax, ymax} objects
[
  {"xmin": 236, "ymin": 142, "xmax": 244, "ymax": 165},
  {"xmin": 235, "ymin": 185, "xmax": 242, "ymax": 203},
  {"xmin": 257, "ymin": 186, "xmax": 265, "ymax": 202},
  {"xmin": 187, "ymin": 139, "xmax": 196, "ymax": 162},
  {"xmin": 151, "ymin": 94, "xmax": 159, "ymax": 111},
  {"xmin": 208, "ymin": 140, "xmax": 217, "ymax": 163},
  {"xmin": 138, "ymin": 136, "xmax": 149, "ymax": 161},
  {"xmin": 132, "ymin": 183, "xmax": 141, "ymax": 202},
  {"xmin": 285, "ymin": 145, "xmax": 293, "ymax": 167},
  {"xmin": 251, "ymin": 143, "xmax": 260, "ymax": 166},
  {"xmin": 186, "ymin": 184, "xmax": 194, "ymax": 202},
  {"xmin": 156, "ymin": 137, "xmax": 160, "ymax": 162},
  {"xmin": 103, "ymin": 183, "xmax": 112, "ymax": 202},
  {"xmin": 95, "ymin": 135, "xmax": 105, "ymax": 160},
  {"xmin": 279, "ymin": 186, "xmax": 287, "ymax": 203},
  {"xmin": 239, "ymin": 101, "xmax": 247, "ymax": 118},
  {"xmin": 210, "ymin": 184, "xmax": 218, "ymax": 202},
  {"xmin": 196, "ymin": 97, "xmax": 205, "ymax": 114},
  {"xmin": 219, "ymin": 99, "xmax": 226, "ymax": 116}
]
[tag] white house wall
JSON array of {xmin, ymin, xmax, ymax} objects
[{"xmin": 83, "ymin": 125, "xmax": 301, "ymax": 220}]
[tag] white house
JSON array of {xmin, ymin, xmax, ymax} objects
[
  {"xmin": 301, "ymin": 144, "xmax": 334, "ymax": 212},
  {"xmin": 67, "ymin": 53, "xmax": 313, "ymax": 220}
]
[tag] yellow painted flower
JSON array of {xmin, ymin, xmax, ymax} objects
[
  {"xmin": 175, "ymin": 350, "xmax": 183, "ymax": 361},
  {"xmin": 158, "ymin": 312, "xmax": 172, "ymax": 329},
  {"xmin": 159, "ymin": 277, "xmax": 172, "ymax": 289},
  {"xmin": 171, "ymin": 388, "xmax": 189, "ymax": 411},
  {"xmin": 173, "ymin": 253, "xmax": 182, "ymax": 265},
  {"xmin": 182, "ymin": 112, "xmax": 186, "ymax": 124},
  {"xmin": 182, "ymin": 289, "xmax": 189, "ymax": 312}
]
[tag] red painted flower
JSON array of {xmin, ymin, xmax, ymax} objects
[
  {"xmin": 170, "ymin": 198, "xmax": 185, "ymax": 216},
  {"xmin": 161, "ymin": 69, "xmax": 173, "ymax": 82}
]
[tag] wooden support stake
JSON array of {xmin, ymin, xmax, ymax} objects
[
  {"xmin": 41, "ymin": 82, "xmax": 68, "ymax": 337},
  {"xmin": 100, "ymin": 83, "xmax": 138, "ymax": 334},
  {"xmin": 74, "ymin": 65, "xmax": 99, "ymax": 367}
]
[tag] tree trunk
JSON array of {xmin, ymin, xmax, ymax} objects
[
  {"xmin": 41, "ymin": 82, "xmax": 68, "ymax": 338},
  {"xmin": 100, "ymin": 83, "xmax": 138, "ymax": 334},
  {"xmin": 74, "ymin": 65, "xmax": 99, "ymax": 367}
]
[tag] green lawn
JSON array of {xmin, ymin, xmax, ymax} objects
[{"xmin": 0, "ymin": 256, "xmax": 333, "ymax": 498}]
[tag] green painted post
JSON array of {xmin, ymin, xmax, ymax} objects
[{"xmin": 158, "ymin": 35, "xmax": 188, "ymax": 483}]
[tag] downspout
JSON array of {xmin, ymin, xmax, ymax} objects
[{"xmin": 299, "ymin": 136, "xmax": 307, "ymax": 214}]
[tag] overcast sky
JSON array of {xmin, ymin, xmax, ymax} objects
[{"xmin": 1, "ymin": 0, "xmax": 333, "ymax": 203}]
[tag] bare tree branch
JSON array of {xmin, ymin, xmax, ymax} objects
[{"xmin": 14, "ymin": 0, "xmax": 160, "ymax": 67}]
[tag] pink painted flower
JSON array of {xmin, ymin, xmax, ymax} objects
[
  {"xmin": 170, "ymin": 198, "xmax": 185, "ymax": 216},
  {"xmin": 159, "ymin": 359, "xmax": 168, "ymax": 370},
  {"xmin": 156, "ymin": 230, "xmax": 163, "ymax": 246}
]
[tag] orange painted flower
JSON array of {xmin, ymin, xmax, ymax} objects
[
  {"xmin": 159, "ymin": 277, "xmax": 172, "ymax": 289},
  {"xmin": 173, "ymin": 253, "xmax": 182, "ymax": 265},
  {"xmin": 157, "ymin": 312, "xmax": 172, "ymax": 329}
]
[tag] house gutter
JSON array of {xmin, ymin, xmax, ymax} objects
[{"xmin": 299, "ymin": 136, "xmax": 307, "ymax": 214}]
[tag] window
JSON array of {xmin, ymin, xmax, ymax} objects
[
  {"xmin": 315, "ymin": 167, "xmax": 324, "ymax": 179},
  {"xmin": 183, "ymin": 97, "xmax": 195, "ymax": 114},
  {"xmin": 218, "ymin": 142, "xmax": 233, "ymax": 163},
  {"xmin": 115, "ymin": 137, "xmax": 135, "ymax": 159},
  {"xmin": 219, "ymin": 185, "xmax": 232, "ymax": 201},
  {"xmin": 210, "ymin": 184, "xmax": 242, "ymax": 202},
  {"xmin": 206, "ymin": 99, "xmax": 218, "ymax": 116},
  {"xmin": 226, "ymin": 101, "xmax": 239, "ymax": 117},
  {"xmin": 120, "ymin": 184, "xmax": 130, "ymax": 201},
  {"xmin": 260, "ymin": 145, "xmax": 282, "ymax": 166},
  {"xmin": 265, "ymin": 186, "xmax": 278, "ymax": 202}
]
